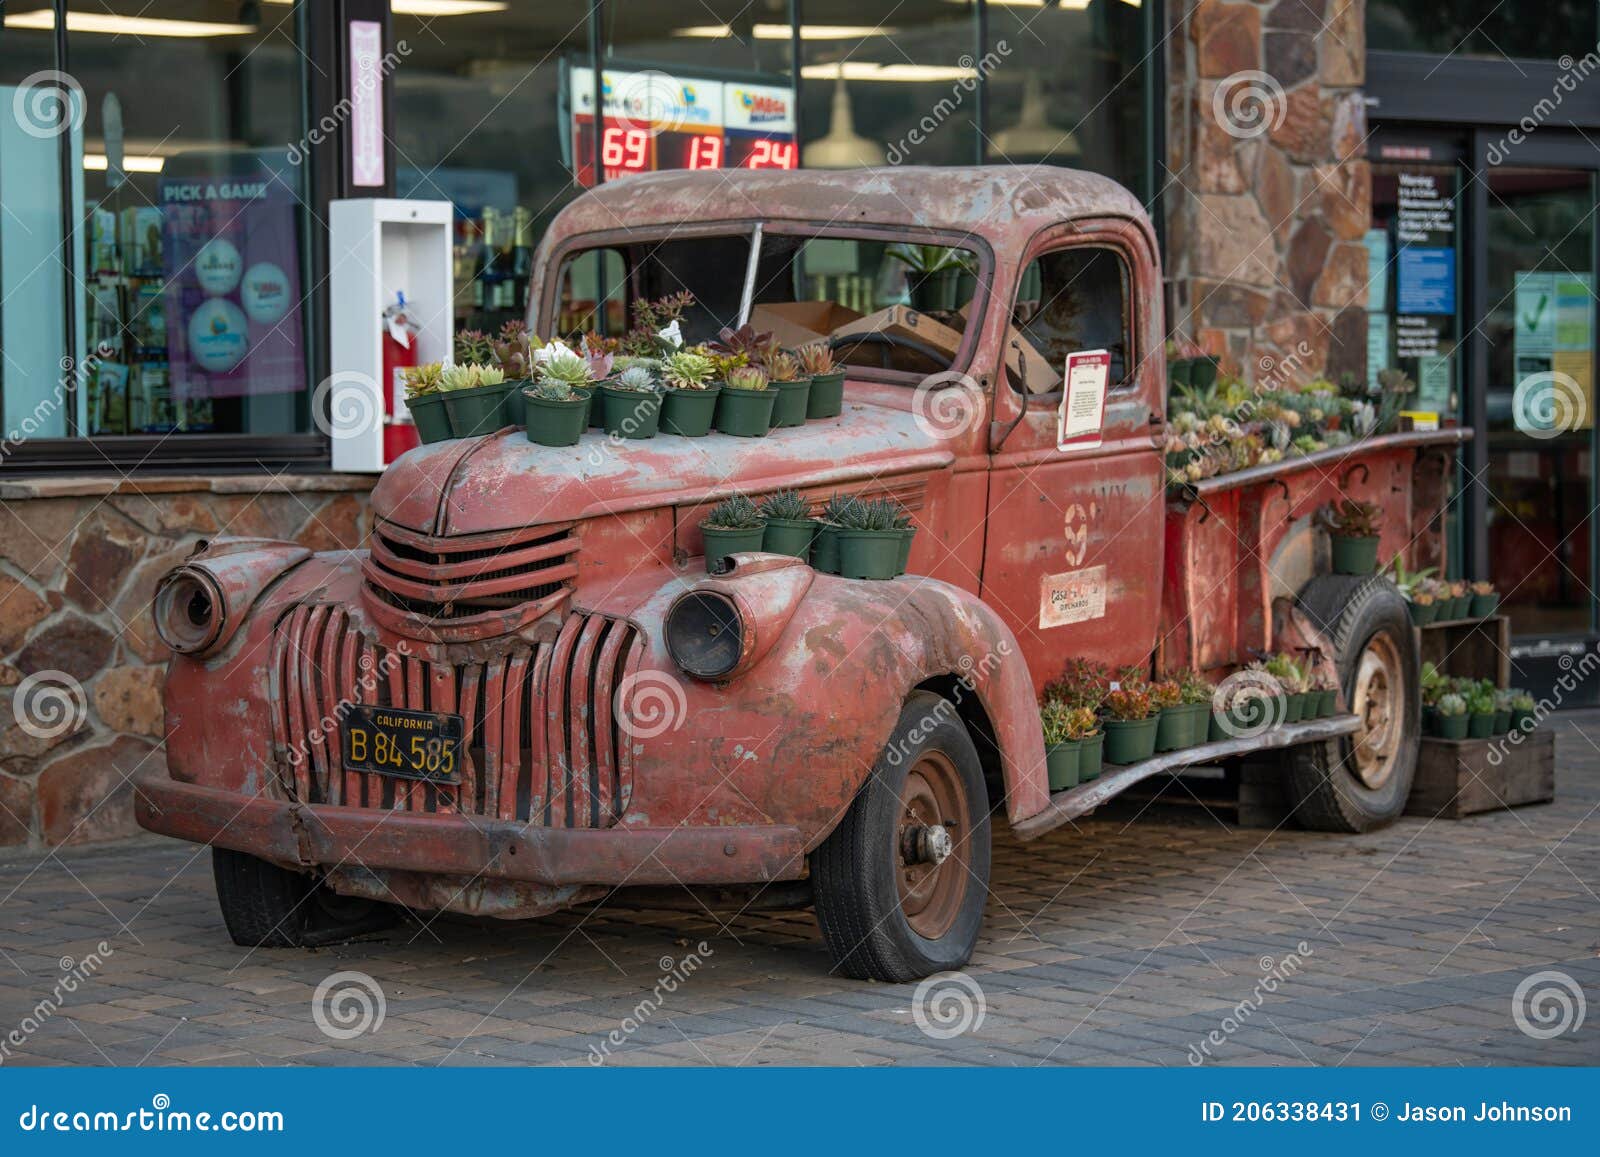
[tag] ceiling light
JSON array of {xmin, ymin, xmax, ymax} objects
[
  {"xmin": 4, "ymin": 9, "xmax": 255, "ymax": 36},
  {"xmin": 800, "ymin": 62, "xmax": 978, "ymax": 82},
  {"xmin": 674, "ymin": 23, "xmax": 896, "ymax": 39},
  {"xmin": 83, "ymin": 154, "xmax": 166, "ymax": 173},
  {"xmin": 265, "ymin": 0, "xmax": 507, "ymax": 11}
]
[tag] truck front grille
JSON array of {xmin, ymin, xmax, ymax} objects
[{"xmin": 362, "ymin": 520, "xmax": 579, "ymax": 621}]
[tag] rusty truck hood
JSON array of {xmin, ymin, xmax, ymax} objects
[{"xmin": 371, "ymin": 401, "xmax": 955, "ymax": 536}]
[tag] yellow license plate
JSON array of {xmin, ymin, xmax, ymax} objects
[{"xmin": 342, "ymin": 704, "xmax": 463, "ymax": 784}]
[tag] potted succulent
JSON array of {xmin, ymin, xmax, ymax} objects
[
  {"xmin": 1492, "ymin": 688, "xmax": 1513, "ymax": 735},
  {"xmin": 1150, "ymin": 679, "xmax": 1189, "ymax": 753},
  {"xmin": 401, "ymin": 363, "xmax": 451, "ymax": 444},
  {"xmin": 1447, "ymin": 579, "xmax": 1471, "ymax": 620},
  {"xmin": 1389, "ymin": 556, "xmax": 1439, "ymax": 626},
  {"xmin": 489, "ymin": 321, "xmax": 535, "ymax": 425},
  {"xmin": 1040, "ymin": 700, "xmax": 1081, "ymax": 791},
  {"xmin": 1322, "ymin": 498, "xmax": 1383, "ymax": 575},
  {"xmin": 1310, "ymin": 671, "xmax": 1338, "ymax": 717},
  {"xmin": 1433, "ymin": 692, "xmax": 1470, "ymax": 740},
  {"xmin": 659, "ymin": 350, "xmax": 721, "ymax": 437},
  {"xmin": 893, "ymin": 508, "xmax": 916, "ymax": 574},
  {"xmin": 1100, "ymin": 685, "xmax": 1159, "ymax": 765},
  {"xmin": 1509, "ymin": 690, "xmax": 1538, "ymax": 732},
  {"xmin": 439, "ymin": 362, "xmax": 511, "ymax": 438},
  {"xmin": 763, "ymin": 350, "xmax": 812, "ymax": 428},
  {"xmin": 810, "ymin": 493, "xmax": 858, "ymax": 575},
  {"xmin": 1265, "ymin": 654, "xmax": 1307, "ymax": 722},
  {"xmin": 1469, "ymin": 580, "xmax": 1500, "ymax": 617},
  {"xmin": 698, "ymin": 494, "xmax": 766, "ymax": 573},
  {"xmin": 1043, "ymin": 659, "xmax": 1109, "ymax": 778},
  {"xmin": 1176, "ymin": 670, "xmax": 1214, "ymax": 746},
  {"xmin": 887, "ymin": 243, "xmax": 971, "ymax": 313},
  {"xmin": 797, "ymin": 342, "xmax": 845, "ymax": 419},
  {"xmin": 1466, "ymin": 685, "xmax": 1497, "ymax": 739},
  {"xmin": 835, "ymin": 497, "xmax": 904, "ymax": 581},
  {"xmin": 521, "ymin": 347, "xmax": 593, "ymax": 448},
  {"xmin": 715, "ymin": 364, "xmax": 777, "ymax": 437},
  {"xmin": 758, "ymin": 490, "xmax": 817, "ymax": 559},
  {"xmin": 1074, "ymin": 709, "xmax": 1104, "ymax": 782},
  {"xmin": 1213, "ymin": 661, "xmax": 1287, "ymax": 739},
  {"xmin": 600, "ymin": 365, "xmax": 664, "ymax": 439}
]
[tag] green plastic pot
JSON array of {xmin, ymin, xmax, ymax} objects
[
  {"xmin": 1319, "ymin": 688, "xmax": 1339, "ymax": 716},
  {"xmin": 1046, "ymin": 741, "xmax": 1081, "ymax": 791},
  {"xmin": 1154, "ymin": 706, "xmax": 1192, "ymax": 752},
  {"xmin": 1078, "ymin": 732, "xmax": 1103, "ymax": 781},
  {"xmin": 1448, "ymin": 594, "xmax": 1471, "ymax": 620},
  {"xmin": 1510, "ymin": 707, "xmax": 1536, "ymax": 732},
  {"xmin": 1469, "ymin": 593, "xmax": 1500, "ymax": 617},
  {"xmin": 660, "ymin": 384, "xmax": 721, "ymax": 437},
  {"xmin": 768, "ymin": 378, "xmax": 812, "ymax": 428},
  {"xmin": 1493, "ymin": 707, "xmax": 1511, "ymax": 734},
  {"xmin": 503, "ymin": 378, "xmax": 532, "ymax": 426},
  {"xmin": 1223, "ymin": 694, "xmax": 1286, "ymax": 736},
  {"xmin": 1102, "ymin": 716, "xmax": 1158, "ymax": 765},
  {"xmin": 908, "ymin": 269, "xmax": 959, "ymax": 312},
  {"xmin": 896, "ymin": 527, "xmax": 915, "ymax": 574},
  {"xmin": 442, "ymin": 381, "xmax": 514, "ymax": 438},
  {"xmin": 1208, "ymin": 709, "xmax": 1228, "ymax": 742},
  {"xmin": 1436, "ymin": 712, "xmax": 1470, "ymax": 740},
  {"xmin": 1408, "ymin": 600, "xmax": 1438, "ymax": 627},
  {"xmin": 600, "ymin": 385, "xmax": 662, "ymax": 439},
  {"xmin": 715, "ymin": 386, "xmax": 776, "ymax": 436},
  {"xmin": 1330, "ymin": 534, "xmax": 1380, "ymax": 575},
  {"xmin": 811, "ymin": 523, "xmax": 843, "ymax": 574},
  {"xmin": 1283, "ymin": 692, "xmax": 1306, "ymax": 723},
  {"xmin": 763, "ymin": 517, "xmax": 817, "ymax": 559},
  {"xmin": 1467, "ymin": 711, "xmax": 1495, "ymax": 739},
  {"xmin": 1183, "ymin": 702, "xmax": 1212, "ymax": 745},
  {"xmin": 806, "ymin": 371, "xmax": 846, "ymax": 418},
  {"xmin": 522, "ymin": 390, "xmax": 588, "ymax": 447},
  {"xmin": 407, "ymin": 393, "xmax": 453, "ymax": 444},
  {"xmin": 700, "ymin": 524, "xmax": 766, "ymax": 573},
  {"xmin": 838, "ymin": 528, "xmax": 902, "ymax": 580}
]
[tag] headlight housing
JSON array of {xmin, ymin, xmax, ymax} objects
[
  {"xmin": 152, "ymin": 567, "xmax": 225, "ymax": 655},
  {"xmin": 665, "ymin": 591, "xmax": 745, "ymax": 680}
]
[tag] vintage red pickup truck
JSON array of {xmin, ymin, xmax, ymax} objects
[{"xmin": 136, "ymin": 167, "xmax": 1467, "ymax": 981}]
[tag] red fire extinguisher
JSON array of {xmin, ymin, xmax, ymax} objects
[{"xmin": 381, "ymin": 292, "xmax": 421, "ymax": 462}]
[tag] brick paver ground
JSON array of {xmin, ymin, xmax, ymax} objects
[{"xmin": 2, "ymin": 714, "xmax": 1597, "ymax": 1067}]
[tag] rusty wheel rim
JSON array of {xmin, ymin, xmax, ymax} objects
[
  {"xmin": 1350, "ymin": 632, "xmax": 1404, "ymax": 789},
  {"xmin": 895, "ymin": 751, "xmax": 969, "ymax": 940}
]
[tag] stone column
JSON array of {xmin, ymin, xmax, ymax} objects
[{"xmin": 1165, "ymin": 0, "xmax": 1369, "ymax": 386}]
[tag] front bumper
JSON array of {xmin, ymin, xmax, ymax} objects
[{"xmin": 134, "ymin": 771, "xmax": 808, "ymax": 887}]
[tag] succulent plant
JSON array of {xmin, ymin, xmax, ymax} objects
[
  {"xmin": 612, "ymin": 365, "xmax": 659, "ymax": 393},
  {"xmin": 439, "ymin": 363, "xmax": 505, "ymax": 392},
  {"xmin": 1436, "ymin": 692, "xmax": 1467, "ymax": 717},
  {"xmin": 401, "ymin": 362, "xmax": 444, "ymax": 398},
  {"xmin": 819, "ymin": 492, "xmax": 861, "ymax": 527},
  {"xmin": 1510, "ymin": 690, "xmax": 1537, "ymax": 711},
  {"xmin": 725, "ymin": 365, "xmax": 770, "ymax": 392},
  {"xmin": 702, "ymin": 493, "xmax": 764, "ymax": 531},
  {"xmin": 529, "ymin": 379, "xmax": 577, "ymax": 402},
  {"xmin": 1103, "ymin": 687, "xmax": 1155, "ymax": 722},
  {"xmin": 537, "ymin": 350, "xmax": 592, "ymax": 389},
  {"xmin": 1149, "ymin": 680, "xmax": 1182, "ymax": 710},
  {"xmin": 759, "ymin": 489, "xmax": 812, "ymax": 522},
  {"xmin": 1043, "ymin": 659, "xmax": 1112, "ymax": 712},
  {"xmin": 1175, "ymin": 670, "xmax": 1213, "ymax": 705},
  {"xmin": 453, "ymin": 328, "xmax": 495, "ymax": 365},
  {"xmin": 1471, "ymin": 580, "xmax": 1495, "ymax": 596},
  {"xmin": 1322, "ymin": 498, "xmax": 1383, "ymax": 538},
  {"xmin": 710, "ymin": 323, "xmax": 779, "ymax": 365},
  {"xmin": 662, "ymin": 350, "xmax": 715, "ymax": 390},
  {"xmin": 795, "ymin": 342, "xmax": 836, "ymax": 376},
  {"xmin": 835, "ymin": 496, "xmax": 900, "ymax": 531},
  {"xmin": 1041, "ymin": 701, "xmax": 1100, "ymax": 745},
  {"xmin": 763, "ymin": 350, "xmax": 802, "ymax": 382}
]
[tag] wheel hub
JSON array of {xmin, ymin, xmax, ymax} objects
[
  {"xmin": 1350, "ymin": 632, "xmax": 1404, "ymax": 789},
  {"xmin": 902, "ymin": 823, "xmax": 953, "ymax": 866},
  {"xmin": 895, "ymin": 753, "xmax": 969, "ymax": 940}
]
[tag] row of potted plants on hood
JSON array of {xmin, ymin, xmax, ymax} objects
[
  {"xmin": 1039, "ymin": 655, "xmax": 1340, "ymax": 789},
  {"xmin": 698, "ymin": 490, "xmax": 915, "ymax": 580},
  {"xmin": 398, "ymin": 294, "xmax": 847, "ymax": 447},
  {"xmin": 1421, "ymin": 663, "xmax": 1537, "ymax": 740},
  {"xmin": 1390, "ymin": 559, "xmax": 1500, "ymax": 625}
]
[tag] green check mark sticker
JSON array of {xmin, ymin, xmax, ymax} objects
[{"xmin": 1522, "ymin": 294, "xmax": 1549, "ymax": 333}]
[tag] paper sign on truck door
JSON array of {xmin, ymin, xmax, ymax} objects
[{"xmin": 1057, "ymin": 349, "xmax": 1110, "ymax": 451}]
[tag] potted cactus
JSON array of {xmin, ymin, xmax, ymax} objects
[
  {"xmin": 715, "ymin": 364, "xmax": 776, "ymax": 437},
  {"xmin": 439, "ymin": 362, "xmax": 511, "ymax": 437},
  {"xmin": 1509, "ymin": 690, "xmax": 1538, "ymax": 732},
  {"xmin": 1040, "ymin": 700, "xmax": 1082, "ymax": 791},
  {"xmin": 887, "ymin": 243, "xmax": 970, "ymax": 312},
  {"xmin": 893, "ymin": 508, "xmax": 916, "ymax": 573},
  {"xmin": 797, "ymin": 341, "xmax": 845, "ymax": 419},
  {"xmin": 659, "ymin": 350, "xmax": 721, "ymax": 437},
  {"xmin": 1465, "ymin": 685, "xmax": 1497, "ymax": 739},
  {"xmin": 1100, "ymin": 685, "xmax": 1159, "ymax": 765},
  {"xmin": 698, "ymin": 494, "xmax": 766, "ymax": 573},
  {"xmin": 763, "ymin": 349, "xmax": 812, "ymax": 428},
  {"xmin": 758, "ymin": 490, "xmax": 817, "ymax": 559},
  {"xmin": 810, "ymin": 493, "xmax": 858, "ymax": 575},
  {"xmin": 401, "ymin": 363, "xmax": 451, "ymax": 444},
  {"xmin": 1150, "ymin": 679, "xmax": 1189, "ymax": 752},
  {"xmin": 1469, "ymin": 580, "xmax": 1500, "ymax": 617},
  {"xmin": 1322, "ymin": 499, "xmax": 1382, "ymax": 575},
  {"xmin": 1434, "ymin": 691, "xmax": 1470, "ymax": 740},
  {"xmin": 599, "ymin": 365, "xmax": 664, "ymax": 439},
  {"xmin": 836, "ymin": 497, "xmax": 905, "ymax": 580},
  {"xmin": 521, "ymin": 347, "xmax": 592, "ymax": 448}
]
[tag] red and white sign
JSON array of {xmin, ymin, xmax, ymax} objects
[
  {"xmin": 1057, "ymin": 349, "xmax": 1111, "ymax": 451},
  {"xmin": 349, "ymin": 21, "xmax": 385, "ymax": 188}
]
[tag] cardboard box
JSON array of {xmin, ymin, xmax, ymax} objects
[
  {"xmin": 750, "ymin": 301, "xmax": 863, "ymax": 349},
  {"xmin": 958, "ymin": 300, "xmax": 1061, "ymax": 393}
]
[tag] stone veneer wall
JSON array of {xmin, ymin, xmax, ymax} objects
[
  {"xmin": 1165, "ymin": 0, "xmax": 1370, "ymax": 384},
  {"xmin": 0, "ymin": 476, "xmax": 375, "ymax": 849}
]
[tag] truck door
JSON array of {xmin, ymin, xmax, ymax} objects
[{"xmin": 978, "ymin": 219, "xmax": 1167, "ymax": 690}]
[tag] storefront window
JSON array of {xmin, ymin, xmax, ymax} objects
[
  {"xmin": 1368, "ymin": 1, "xmax": 1599, "ymax": 60},
  {"xmin": 1, "ymin": 1, "xmax": 317, "ymax": 440}
]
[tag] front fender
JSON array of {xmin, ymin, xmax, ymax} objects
[{"xmin": 583, "ymin": 560, "xmax": 1049, "ymax": 845}]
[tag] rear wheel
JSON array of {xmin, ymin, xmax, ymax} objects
[
  {"xmin": 810, "ymin": 692, "xmax": 992, "ymax": 982},
  {"xmin": 1286, "ymin": 575, "xmax": 1421, "ymax": 831}
]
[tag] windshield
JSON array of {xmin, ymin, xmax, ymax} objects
[{"xmin": 547, "ymin": 228, "xmax": 982, "ymax": 378}]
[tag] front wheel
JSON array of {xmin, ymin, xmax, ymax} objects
[
  {"xmin": 810, "ymin": 692, "xmax": 992, "ymax": 982},
  {"xmin": 1286, "ymin": 575, "xmax": 1421, "ymax": 832}
]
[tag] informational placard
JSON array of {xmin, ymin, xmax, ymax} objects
[
  {"xmin": 568, "ymin": 66, "xmax": 796, "ymax": 186},
  {"xmin": 1057, "ymin": 349, "xmax": 1110, "ymax": 451},
  {"xmin": 349, "ymin": 21, "xmax": 385, "ymax": 188},
  {"xmin": 1397, "ymin": 247, "xmax": 1455, "ymax": 314},
  {"xmin": 1514, "ymin": 270, "xmax": 1594, "ymax": 431}
]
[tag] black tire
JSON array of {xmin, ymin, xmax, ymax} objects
[
  {"xmin": 1286, "ymin": 575, "xmax": 1421, "ymax": 832},
  {"xmin": 810, "ymin": 691, "xmax": 992, "ymax": 982},
  {"xmin": 211, "ymin": 847, "xmax": 313, "ymax": 948}
]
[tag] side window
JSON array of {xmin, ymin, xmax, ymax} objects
[
  {"xmin": 1006, "ymin": 246, "xmax": 1133, "ymax": 394},
  {"xmin": 555, "ymin": 248, "xmax": 626, "ymax": 336}
]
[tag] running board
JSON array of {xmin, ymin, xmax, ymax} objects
[{"xmin": 1011, "ymin": 715, "xmax": 1363, "ymax": 841}]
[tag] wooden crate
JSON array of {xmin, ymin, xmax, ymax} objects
[
  {"xmin": 1404, "ymin": 728, "xmax": 1555, "ymax": 819},
  {"xmin": 1418, "ymin": 614, "xmax": 1510, "ymax": 686}
]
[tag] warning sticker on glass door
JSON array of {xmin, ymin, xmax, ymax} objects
[{"xmin": 1039, "ymin": 565, "xmax": 1108, "ymax": 629}]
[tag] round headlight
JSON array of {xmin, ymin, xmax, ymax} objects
[
  {"xmin": 665, "ymin": 591, "xmax": 745, "ymax": 680},
  {"xmin": 153, "ymin": 568, "xmax": 224, "ymax": 655}
]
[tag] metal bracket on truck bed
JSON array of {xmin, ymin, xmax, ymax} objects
[{"xmin": 1011, "ymin": 714, "xmax": 1363, "ymax": 840}]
